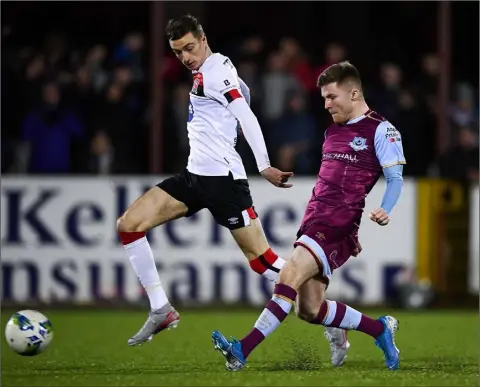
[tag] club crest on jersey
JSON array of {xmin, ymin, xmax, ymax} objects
[
  {"xmin": 349, "ymin": 137, "xmax": 368, "ymax": 151},
  {"xmin": 192, "ymin": 78, "xmax": 200, "ymax": 94}
]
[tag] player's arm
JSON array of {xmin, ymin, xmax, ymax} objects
[
  {"xmin": 204, "ymin": 70, "xmax": 293, "ymax": 187},
  {"xmin": 370, "ymin": 121, "xmax": 407, "ymax": 225},
  {"xmin": 380, "ymin": 164, "xmax": 404, "ymax": 214},
  {"xmin": 235, "ymin": 77, "xmax": 251, "ymax": 135},
  {"xmin": 238, "ymin": 77, "xmax": 251, "ymax": 106}
]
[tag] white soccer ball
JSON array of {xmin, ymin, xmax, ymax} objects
[{"xmin": 5, "ymin": 310, "xmax": 53, "ymax": 356}]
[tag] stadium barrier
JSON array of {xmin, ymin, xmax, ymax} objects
[{"xmin": 1, "ymin": 177, "xmax": 476, "ymax": 307}]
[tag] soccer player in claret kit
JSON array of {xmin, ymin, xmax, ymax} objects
[
  {"xmin": 116, "ymin": 15, "xmax": 294, "ymax": 346},
  {"xmin": 212, "ymin": 61, "xmax": 406, "ymax": 371}
]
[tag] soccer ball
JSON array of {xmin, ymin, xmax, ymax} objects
[{"xmin": 5, "ymin": 310, "xmax": 53, "ymax": 356}]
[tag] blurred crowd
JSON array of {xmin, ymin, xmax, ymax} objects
[
  {"xmin": 2, "ymin": 31, "xmax": 148, "ymax": 175},
  {"xmin": 2, "ymin": 31, "xmax": 479, "ymax": 182}
]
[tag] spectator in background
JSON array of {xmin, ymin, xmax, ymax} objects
[
  {"xmin": 279, "ymin": 37, "xmax": 314, "ymax": 92},
  {"xmin": 43, "ymin": 32, "xmax": 69, "ymax": 69},
  {"xmin": 21, "ymin": 54, "xmax": 46, "ymax": 114},
  {"xmin": 89, "ymin": 83, "xmax": 138, "ymax": 174},
  {"xmin": 162, "ymin": 53, "xmax": 186, "ymax": 89},
  {"xmin": 238, "ymin": 36, "xmax": 265, "ymax": 67},
  {"xmin": 395, "ymin": 88, "xmax": 435, "ymax": 176},
  {"xmin": 112, "ymin": 31, "xmax": 145, "ymax": 83},
  {"xmin": 439, "ymin": 126, "xmax": 479, "ymax": 183},
  {"xmin": 271, "ymin": 90, "xmax": 316, "ymax": 174},
  {"xmin": 43, "ymin": 32, "xmax": 73, "ymax": 86},
  {"xmin": 85, "ymin": 44, "xmax": 108, "ymax": 93},
  {"xmin": 89, "ymin": 130, "xmax": 114, "ymax": 175},
  {"xmin": 2, "ymin": 20, "xmax": 477, "ymax": 178},
  {"xmin": 369, "ymin": 62, "xmax": 403, "ymax": 123},
  {"xmin": 113, "ymin": 63, "xmax": 133, "ymax": 89},
  {"xmin": 314, "ymin": 42, "xmax": 348, "ymax": 81},
  {"xmin": 261, "ymin": 51, "xmax": 301, "ymax": 128},
  {"xmin": 19, "ymin": 81, "xmax": 84, "ymax": 174},
  {"xmin": 67, "ymin": 65, "xmax": 96, "ymax": 131},
  {"xmin": 112, "ymin": 63, "xmax": 142, "ymax": 119},
  {"xmin": 418, "ymin": 53, "xmax": 439, "ymax": 114},
  {"xmin": 450, "ymin": 83, "xmax": 479, "ymax": 133}
]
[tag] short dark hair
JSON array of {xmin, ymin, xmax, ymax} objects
[
  {"xmin": 165, "ymin": 14, "xmax": 204, "ymax": 41},
  {"xmin": 317, "ymin": 61, "xmax": 362, "ymax": 91}
]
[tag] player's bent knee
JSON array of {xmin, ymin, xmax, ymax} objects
[
  {"xmin": 278, "ymin": 256, "xmax": 312, "ymax": 290},
  {"xmin": 279, "ymin": 246, "xmax": 321, "ymax": 286},
  {"xmin": 116, "ymin": 208, "xmax": 154, "ymax": 233},
  {"xmin": 116, "ymin": 213, "xmax": 145, "ymax": 233},
  {"xmin": 295, "ymin": 307, "xmax": 317, "ymax": 322},
  {"xmin": 294, "ymin": 296, "xmax": 320, "ymax": 322},
  {"xmin": 277, "ymin": 258, "xmax": 299, "ymax": 284}
]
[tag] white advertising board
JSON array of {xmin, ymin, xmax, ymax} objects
[{"xmin": 1, "ymin": 177, "xmax": 416, "ymax": 306}]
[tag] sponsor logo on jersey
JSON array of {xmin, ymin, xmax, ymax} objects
[
  {"xmin": 323, "ymin": 152, "xmax": 359, "ymax": 162},
  {"xmin": 388, "ymin": 136, "xmax": 401, "ymax": 143},
  {"xmin": 385, "ymin": 127, "xmax": 401, "ymax": 143}
]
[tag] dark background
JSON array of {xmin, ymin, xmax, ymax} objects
[{"xmin": 2, "ymin": 1, "xmax": 479, "ymax": 180}]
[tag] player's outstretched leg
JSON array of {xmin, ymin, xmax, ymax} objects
[
  {"xmin": 230, "ymin": 215, "xmax": 286, "ymax": 283},
  {"xmin": 117, "ymin": 186, "xmax": 188, "ymax": 346},
  {"xmin": 231, "ymin": 215, "xmax": 353, "ymax": 367},
  {"xmin": 211, "ymin": 245, "xmax": 317, "ymax": 371}
]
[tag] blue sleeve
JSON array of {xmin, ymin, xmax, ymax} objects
[
  {"xmin": 238, "ymin": 77, "xmax": 251, "ymax": 106},
  {"xmin": 381, "ymin": 164, "xmax": 404, "ymax": 215},
  {"xmin": 374, "ymin": 121, "xmax": 406, "ymax": 168}
]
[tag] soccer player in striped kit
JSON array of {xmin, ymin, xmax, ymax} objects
[{"xmin": 212, "ymin": 61, "xmax": 406, "ymax": 371}]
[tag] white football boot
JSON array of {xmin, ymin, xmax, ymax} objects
[{"xmin": 324, "ymin": 327, "xmax": 351, "ymax": 367}]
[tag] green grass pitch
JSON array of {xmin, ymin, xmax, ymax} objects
[{"xmin": 1, "ymin": 309, "xmax": 478, "ymax": 386}]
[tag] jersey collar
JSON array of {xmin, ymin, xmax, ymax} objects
[
  {"xmin": 192, "ymin": 52, "xmax": 219, "ymax": 74},
  {"xmin": 344, "ymin": 109, "xmax": 372, "ymax": 125}
]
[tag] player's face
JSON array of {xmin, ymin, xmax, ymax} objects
[
  {"xmin": 321, "ymin": 82, "xmax": 356, "ymax": 123},
  {"xmin": 170, "ymin": 32, "xmax": 207, "ymax": 71}
]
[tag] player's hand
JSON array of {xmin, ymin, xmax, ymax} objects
[
  {"xmin": 369, "ymin": 208, "xmax": 390, "ymax": 226},
  {"xmin": 261, "ymin": 167, "xmax": 294, "ymax": 188}
]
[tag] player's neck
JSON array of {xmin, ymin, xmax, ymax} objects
[
  {"xmin": 199, "ymin": 47, "xmax": 213, "ymax": 68},
  {"xmin": 346, "ymin": 102, "xmax": 370, "ymax": 123}
]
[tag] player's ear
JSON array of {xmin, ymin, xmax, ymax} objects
[{"xmin": 351, "ymin": 88, "xmax": 360, "ymax": 101}]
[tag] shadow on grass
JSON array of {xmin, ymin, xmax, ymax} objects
[
  {"xmin": 4, "ymin": 361, "xmax": 227, "ymax": 376},
  {"xmin": 263, "ymin": 356, "xmax": 478, "ymax": 374}
]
